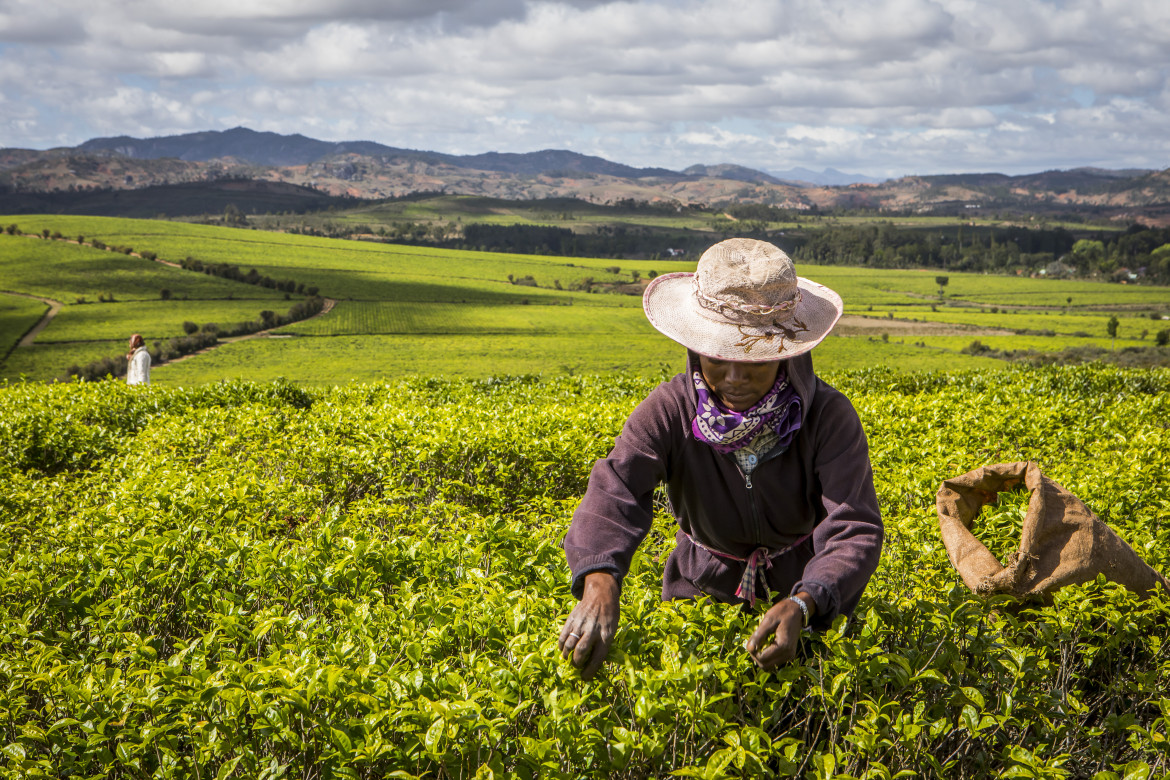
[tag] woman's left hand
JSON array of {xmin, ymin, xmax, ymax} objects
[{"xmin": 745, "ymin": 592, "xmax": 814, "ymax": 669}]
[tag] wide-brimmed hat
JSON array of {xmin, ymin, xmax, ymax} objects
[{"xmin": 643, "ymin": 238, "xmax": 843, "ymax": 362}]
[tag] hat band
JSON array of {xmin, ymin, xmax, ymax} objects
[{"xmin": 692, "ymin": 276, "xmax": 801, "ymax": 324}]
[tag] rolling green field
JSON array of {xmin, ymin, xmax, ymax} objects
[
  {"xmin": 0, "ymin": 236, "xmax": 289, "ymax": 304},
  {"xmin": 37, "ymin": 300, "xmax": 299, "ymax": 344},
  {"xmin": 241, "ymin": 193, "xmax": 1116, "ymax": 237},
  {"xmin": 150, "ymin": 331, "xmax": 1004, "ymax": 386},
  {"xmin": 277, "ymin": 302, "xmax": 649, "ymax": 337},
  {"xmin": 1, "ymin": 216, "xmax": 1167, "ymax": 385}
]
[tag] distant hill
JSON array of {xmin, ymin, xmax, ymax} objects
[
  {"xmin": 2, "ymin": 128, "xmax": 1167, "ymax": 226},
  {"xmin": 0, "ymin": 178, "xmax": 348, "ymax": 218},
  {"xmin": 75, "ymin": 127, "xmax": 683, "ymax": 179},
  {"xmin": 770, "ymin": 167, "xmax": 886, "ymax": 186},
  {"xmin": 76, "ymin": 127, "xmax": 398, "ymax": 166},
  {"xmin": 682, "ymin": 164, "xmax": 792, "ymax": 185}
]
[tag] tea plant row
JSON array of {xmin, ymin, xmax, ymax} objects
[{"xmin": 2, "ymin": 365, "xmax": 1169, "ymax": 778}]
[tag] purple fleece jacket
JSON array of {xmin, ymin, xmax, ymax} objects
[{"xmin": 563, "ymin": 352, "xmax": 882, "ymax": 628}]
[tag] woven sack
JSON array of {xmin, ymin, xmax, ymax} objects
[{"xmin": 936, "ymin": 461, "xmax": 1169, "ymax": 599}]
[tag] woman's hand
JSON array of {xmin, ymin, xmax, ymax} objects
[
  {"xmin": 745, "ymin": 592, "xmax": 815, "ymax": 669},
  {"xmin": 558, "ymin": 571, "xmax": 620, "ymax": 679}
]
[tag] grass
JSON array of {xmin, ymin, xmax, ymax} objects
[
  {"xmin": 147, "ymin": 331, "xmax": 1003, "ymax": 386},
  {"xmin": 1, "ymin": 215, "xmax": 1166, "ymax": 385},
  {"xmin": 1, "ymin": 340, "xmax": 128, "ymax": 381},
  {"xmin": 0, "ymin": 234, "xmax": 288, "ymax": 303},
  {"xmin": 8, "ymin": 216, "xmax": 1160, "ymax": 309},
  {"xmin": 0, "ymin": 293, "xmax": 47, "ymax": 356},
  {"xmin": 276, "ymin": 301, "xmax": 652, "ymax": 337},
  {"xmin": 38, "ymin": 299, "xmax": 301, "ymax": 343},
  {"xmin": 151, "ymin": 333, "xmax": 685, "ymax": 385},
  {"xmin": 2, "ymin": 221, "xmax": 655, "ymax": 302}
]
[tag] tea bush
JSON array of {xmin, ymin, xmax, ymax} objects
[{"xmin": 1, "ymin": 365, "xmax": 1169, "ymax": 779}]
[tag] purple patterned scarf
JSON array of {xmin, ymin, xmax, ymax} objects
[{"xmin": 691, "ymin": 363, "xmax": 802, "ymax": 454}]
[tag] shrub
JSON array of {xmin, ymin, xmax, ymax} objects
[
  {"xmin": 962, "ymin": 340, "xmax": 991, "ymax": 355},
  {"xmin": 182, "ymin": 321, "xmax": 199, "ymax": 335}
]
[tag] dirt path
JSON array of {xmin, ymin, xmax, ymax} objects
[
  {"xmin": 3, "ymin": 291, "xmax": 65, "ymax": 346},
  {"xmin": 158, "ymin": 298, "xmax": 337, "ymax": 368},
  {"xmin": 835, "ymin": 314, "xmax": 1016, "ymax": 337}
]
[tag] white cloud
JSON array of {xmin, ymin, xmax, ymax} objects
[
  {"xmin": 0, "ymin": 0, "xmax": 1167, "ymax": 175},
  {"xmin": 78, "ymin": 87, "xmax": 203, "ymax": 137}
]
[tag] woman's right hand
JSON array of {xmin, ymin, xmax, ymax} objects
[{"xmin": 558, "ymin": 571, "xmax": 620, "ymax": 679}]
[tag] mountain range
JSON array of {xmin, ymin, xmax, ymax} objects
[{"xmin": 2, "ymin": 127, "xmax": 1168, "ymax": 226}]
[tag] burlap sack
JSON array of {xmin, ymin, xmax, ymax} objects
[{"xmin": 936, "ymin": 461, "xmax": 1169, "ymax": 599}]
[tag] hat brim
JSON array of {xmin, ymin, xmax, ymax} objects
[{"xmin": 643, "ymin": 272, "xmax": 843, "ymax": 362}]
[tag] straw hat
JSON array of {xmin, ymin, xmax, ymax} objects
[{"xmin": 643, "ymin": 238, "xmax": 843, "ymax": 362}]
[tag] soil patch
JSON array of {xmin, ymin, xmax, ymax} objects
[{"xmin": 835, "ymin": 314, "xmax": 1015, "ymax": 337}]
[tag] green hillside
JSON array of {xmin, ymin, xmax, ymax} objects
[{"xmin": 1, "ymin": 216, "xmax": 1168, "ymax": 384}]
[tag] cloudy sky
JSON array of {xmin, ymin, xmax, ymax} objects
[{"xmin": 1, "ymin": 0, "xmax": 1168, "ymax": 178}]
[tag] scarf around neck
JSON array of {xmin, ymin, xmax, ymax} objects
[{"xmin": 691, "ymin": 361, "xmax": 802, "ymax": 454}]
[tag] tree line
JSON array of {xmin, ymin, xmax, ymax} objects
[
  {"xmin": 795, "ymin": 223, "xmax": 1170, "ymax": 283},
  {"xmin": 179, "ymin": 257, "xmax": 319, "ymax": 297}
]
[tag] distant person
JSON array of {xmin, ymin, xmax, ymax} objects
[
  {"xmin": 126, "ymin": 333, "xmax": 150, "ymax": 385},
  {"xmin": 559, "ymin": 238, "xmax": 883, "ymax": 678}
]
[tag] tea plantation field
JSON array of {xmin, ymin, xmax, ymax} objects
[
  {"xmin": 3, "ymin": 216, "xmax": 1168, "ymax": 384},
  {"xmin": 2, "ymin": 365, "xmax": 1169, "ymax": 778}
]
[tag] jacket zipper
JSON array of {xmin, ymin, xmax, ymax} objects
[
  {"xmin": 730, "ymin": 444, "xmax": 790, "ymax": 545},
  {"xmin": 728, "ymin": 454, "xmax": 764, "ymax": 544}
]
